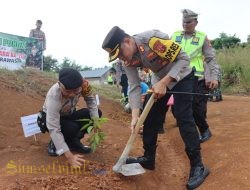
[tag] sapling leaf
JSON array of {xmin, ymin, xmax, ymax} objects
[
  {"xmin": 80, "ymin": 123, "xmax": 91, "ymax": 131},
  {"xmin": 87, "ymin": 126, "xmax": 94, "ymax": 134},
  {"xmin": 94, "ymin": 133, "xmax": 100, "ymax": 144},
  {"xmin": 79, "ymin": 117, "xmax": 108, "ymax": 152},
  {"xmin": 77, "ymin": 118, "xmax": 92, "ymax": 122}
]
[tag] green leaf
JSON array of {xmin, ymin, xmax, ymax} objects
[
  {"xmin": 87, "ymin": 134, "xmax": 95, "ymax": 143},
  {"xmin": 95, "ymin": 122, "xmax": 101, "ymax": 129},
  {"xmin": 80, "ymin": 123, "xmax": 91, "ymax": 131},
  {"xmin": 94, "ymin": 133, "xmax": 100, "ymax": 144},
  {"xmin": 99, "ymin": 132, "xmax": 106, "ymax": 139},
  {"xmin": 91, "ymin": 142, "xmax": 97, "ymax": 152},
  {"xmin": 89, "ymin": 140, "xmax": 97, "ymax": 151},
  {"xmin": 77, "ymin": 118, "xmax": 91, "ymax": 122},
  {"xmin": 102, "ymin": 118, "xmax": 108, "ymax": 122},
  {"xmin": 79, "ymin": 117, "xmax": 108, "ymax": 152},
  {"xmin": 87, "ymin": 126, "xmax": 94, "ymax": 134},
  {"xmin": 99, "ymin": 118, "xmax": 108, "ymax": 124}
]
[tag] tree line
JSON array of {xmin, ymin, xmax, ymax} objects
[
  {"xmin": 43, "ymin": 33, "xmax": 250, "ymax": 72},
  {"xmin": 211, "ymin": 33, "xmax": 250, "ymax": 49},
  {"xmin": 43, "ymin": 56, "xmax": 93, "ymax": 72}
]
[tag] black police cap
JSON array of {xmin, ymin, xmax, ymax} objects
[
  {"xmin": 102, "ymin": 26, "xmax": 128, "ymax": 62},
  {"xmin": 59, "ymin": 68, "xmax": 83, "ymax": 90}
]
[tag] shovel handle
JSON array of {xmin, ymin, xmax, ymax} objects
[{"xmin": 113, "ymin": 93, "xmax": 155, "ymax": 172}]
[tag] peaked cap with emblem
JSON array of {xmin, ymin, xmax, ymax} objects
[
  {"xmin": 182, "ymin": 9, "xmax": 198, "ymax": 22},
  {"xmin": 102, "ymin": 26, "xmax": 129, "ymax": 62}
]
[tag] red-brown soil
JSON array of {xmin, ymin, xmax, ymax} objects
[{"xmin": 0, "ymin": 71, "xmax": 250, "ymax": 190}]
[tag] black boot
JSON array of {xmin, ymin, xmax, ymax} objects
[
  {"xmin": 186, "ymin": 150, "xmax": 210, "ymax": 190},
  {"xmin": 199, "ymin": 128, "xmax": 212, "ymax": 143},
  {"xmin": 214, "ymin": 95, "xmax": 223, "ymax": 102},
  {"xmin": 76, "ymin": 130, "xmax": 85, "ymax": 139},
  {"xmin": 126, "ymin": 146, "xmax": 156, "ymax": 170},
  {"xmin": 47, "ymin": 140, "xmax": 57, "ymax": 156},
  {"xmin": 67, "ymin": 138, "xmax": 92, "ymax": 154}
]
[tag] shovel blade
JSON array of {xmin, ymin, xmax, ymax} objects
[{"xmin": 119, "ymin": 163, "xmax": 146, "ymax": 176}]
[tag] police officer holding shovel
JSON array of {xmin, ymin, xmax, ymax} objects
[
  {"xmin": 171, "ymin": 9, "xmax": 220, "ymax": 143},
  {"xmin": 102, "ymin": 26, "xmax": 209, "ymax": 189}
]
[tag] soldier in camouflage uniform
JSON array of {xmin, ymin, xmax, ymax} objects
[{"xmin": 29, "ymin": 20, "xmax": 46, "ymax": 50}]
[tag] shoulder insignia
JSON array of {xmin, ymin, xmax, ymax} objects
[
  {"xmin": 149, "ymin": 37, "xmax": 181, "ymax": 62},
  {"xmin": 81, "ymin": 79, "xmax": 92, "ymax": 96}
]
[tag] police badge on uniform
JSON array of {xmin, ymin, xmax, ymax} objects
[
  {"xmin": 175, "ymin": 36, "xmax": 183, "ymax": 43},
  {"xmin": 191, "ymin": 37, "xmax": 200, "ymax": 45}
]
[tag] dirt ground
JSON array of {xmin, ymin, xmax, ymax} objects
[{"xmin": 0, "ymin": 73, "xmax": 250, "ymax": 190}]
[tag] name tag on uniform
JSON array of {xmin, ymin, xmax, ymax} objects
[
  {"xmin": 124, "ymin": 59, "xmax": 142, "ymax": 67},
  {"xmin": 146, "ymin": 51, "xmax": 157, "ymax": 60}
]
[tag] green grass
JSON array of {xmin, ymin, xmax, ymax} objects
[
  {"xmin": 0, "ymin": 68, "xmax": 57, "ymax": 97},
  {"xmin": 0, "ymin": 68, "xmax": 123, "ymax": 100},
  {"xmin": 217, "ymin": 45, "xmax": 250, "ymax": 94},
  {"xmin": 92, "ymin": 84, "xmax": 123, "ymax": 101}
]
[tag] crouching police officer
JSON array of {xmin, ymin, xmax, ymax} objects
[
  {"xmin": 38, "ymin": 68, "xmax": 102, "ymax": 167},
  {"xmin": 102, "ymin": 26, "xmax": 209, "ymax": 189},
  {"xmin": 171, "ymin": 9, "xmax": 220, "ymax": 143}
]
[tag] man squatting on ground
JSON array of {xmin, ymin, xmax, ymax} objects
[
  {"xmin": 102, "ymin": 26, "xmax": 209, "ymax": 189},
  {"xmin": 38, "ymin": 68, "xmax": 102, "ymax": 167}
]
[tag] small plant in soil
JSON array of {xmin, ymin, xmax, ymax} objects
[{"xmin": 78, "ymin": 117, "xmax": 108, "ymax": 152}]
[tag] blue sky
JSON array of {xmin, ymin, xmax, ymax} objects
[{"xmin": 2, "ymin": 0, "xmax": 249, "ymax": 68}]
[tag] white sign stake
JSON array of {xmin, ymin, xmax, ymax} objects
[
  {"xmin": 34, "ymin": 134, "xmax": 37, "ymax": 141},
  {"xmin": 21, "ymin": 113, "xmax": 41, "ymax": 138},
  {"xmin": 96, "ymin": 94, "xmax": 100, "ymax": 106}
]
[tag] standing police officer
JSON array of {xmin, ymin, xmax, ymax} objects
[
  {"xmin": 115, "ymin": 59, "xmax": 129, "ymax": 103},
  {"xmin": 172, "ymin": 9, "xmax": 220, "ymax": 143},
  {"xmin": 102, "ymin": 26, "xmax": 209, "ymax": 189}
]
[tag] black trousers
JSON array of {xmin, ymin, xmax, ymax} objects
[
  {"xmin": 157, "ymin": 103, "xmax": 168, "ymax": 129},
  {"xmin": 120, "ymin": 74, "xmax": 128, "ymax": 98},
  {"xmin": 193, "ymin": 78, "xmax": 209, "ymax": 134},
  {"xmin": 143, "ymin": 72, "xmax": 200, "ymax": 152},
  {"xmin": 60, "ymin": 108, "xmax": 102, "ymax": 142}
]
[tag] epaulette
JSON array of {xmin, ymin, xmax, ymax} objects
[{"xmin": 81, "ymin": 79, "xmax": 93, "ymax": 97}]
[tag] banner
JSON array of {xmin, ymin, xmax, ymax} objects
[{"xmin": 0, "ymin": 32, "xmax": 43, "ymax": 70}]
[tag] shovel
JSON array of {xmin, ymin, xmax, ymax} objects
[{"xmin": 113, "ymin": 93, "xmax": 155, "ymax": 176}]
